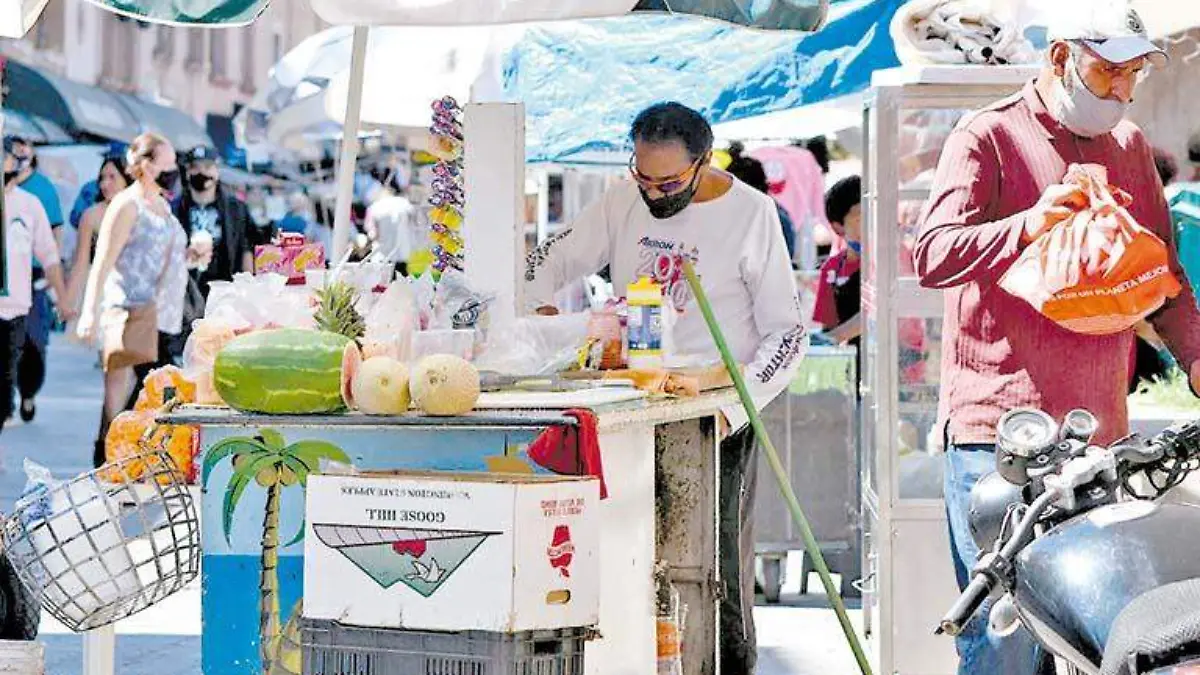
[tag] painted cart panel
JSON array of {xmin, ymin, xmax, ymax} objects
[{"xmin": 197, "ymin": 422, "xmax": 551, "ymax": 675}]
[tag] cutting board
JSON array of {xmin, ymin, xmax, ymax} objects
[
  {"xmin": 475, "ymin": 387, "xmax": 647, "ymax": 410},
  {"xmin": 562, "ymin": 364, "xmax": 734, "ymax": 392}
]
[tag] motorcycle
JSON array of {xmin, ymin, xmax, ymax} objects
[{"xmin": 937, "ymin": 408, "xmax": 1200, "ymax": 675}]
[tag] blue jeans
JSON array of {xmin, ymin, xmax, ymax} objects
[{"xmin": 944, "ymin": 444, "xmax": 1055, "ymax": 675}]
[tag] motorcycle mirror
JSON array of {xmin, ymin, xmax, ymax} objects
[{"xmin": 988, "ymin": 595, "xmax": 1022, "ymax": 638}]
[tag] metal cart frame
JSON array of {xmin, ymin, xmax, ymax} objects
[{"xmin": 859, "ymin": 65, "xmax": 1039, "ymax": 675}]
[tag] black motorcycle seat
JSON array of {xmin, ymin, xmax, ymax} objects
[{"xmin": 1100, "ymin": 578, "xmax": 1200, "ymax": 675}]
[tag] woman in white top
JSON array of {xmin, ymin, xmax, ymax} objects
[{"xmin": 77, "ymin": 133, "xmax": 187, "ymax": 468}]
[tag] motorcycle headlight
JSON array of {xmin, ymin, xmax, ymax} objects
[{"xmin": 995, "ymin": 409, "xmax": 1058, "ymax": 484}]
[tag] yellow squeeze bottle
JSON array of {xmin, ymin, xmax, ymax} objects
[{"xmin": 627, "ymin": 276, "xmax": 664, "ymax": 370}]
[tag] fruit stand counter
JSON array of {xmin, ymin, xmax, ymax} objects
[{"xmin": 161, "ymin": 389, "xmax": 738, "ymax": 675}]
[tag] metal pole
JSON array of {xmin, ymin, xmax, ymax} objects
[
  {"xmin": 681, "ymin": 259, "xmax": 873, "ymax": 675},
  {"xmin": 331, "ymin": 26, "xmax": 370, "ymax": 263}
]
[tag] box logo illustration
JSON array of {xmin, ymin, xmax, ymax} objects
[
  {"xmin": 547, "ymin": 524, "xmax": 575, "ymax": 578},
  {"xmin": 314, "ymin": 523, "xmax": 498, "ymax": 598}
]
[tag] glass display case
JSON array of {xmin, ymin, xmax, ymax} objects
[{"xmin": 859, "ymin": 65, "xmax": 1038, "ymax": 675}]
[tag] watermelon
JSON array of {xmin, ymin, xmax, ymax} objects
[{"xmin": 214, "ymin": 328, "xmax": 361, "ymax": 414}]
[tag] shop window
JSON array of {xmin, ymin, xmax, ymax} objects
[
  {"xmin": 185, "ymin": 29, "xmax": 205, "ymax": 73},
  {"xmin": 210, "ymin": 28, "xmax": 228, "ymax": 84},
  {"xmin": 240, "ymin": 26, "xmax": 256, "ymax": 95},
  {"xmin": 33, "ymin": 1, "xmax": 65, "ymax": 53},
  {"xmin": 153, "ymin": 25, "xmax": 174, "ymax": 63}
]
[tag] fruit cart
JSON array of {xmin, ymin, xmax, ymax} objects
[{"xmin": 163, "ymin": 389, "xmax": 741, "ymax": 675}]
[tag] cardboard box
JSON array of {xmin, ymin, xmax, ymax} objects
[{"xmin": 304, "ymin": 471, "xmax": 599, "ymax": 632}]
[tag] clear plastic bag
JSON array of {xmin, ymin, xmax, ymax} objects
[
  {"xmin": 363, "ymin": 279, "xmax": 419, "ymax": 361},
  {"xmin": 473, "ymin": 313, "xmax": 590, "ymax": 376},
  {"xmin": 430, "ymin": 269, "xmax": 496, "ymax": 332}
]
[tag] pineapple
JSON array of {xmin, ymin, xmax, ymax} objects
[{"xmin": 312, "ymin": 281, "xmax": 365, "ymax": 340}]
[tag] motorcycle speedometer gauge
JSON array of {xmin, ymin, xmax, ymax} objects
[{"xmin": 997, "ymin": 409, "xmax": 1058, "ymax": 457}]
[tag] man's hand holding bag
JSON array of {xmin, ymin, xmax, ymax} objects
[{"xmin": 1000, "ymin": 164, "xmax": 1182, "ymax": 335}]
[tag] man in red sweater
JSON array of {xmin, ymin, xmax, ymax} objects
[{"xmin": 915, "ymin": 3, "xmax": 1200, "ymax": 674}]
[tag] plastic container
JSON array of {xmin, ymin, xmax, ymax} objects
[
  {"xmin": 411, "ymin": 329, "xmax": 476, "ymax": 363},
  {"xmin": 626, "ymin": 277, "xmax": 664, "ymax": 370},
  {"xmin": 302, "ymin": 620, "xmax": 589, "ymax": 675}
]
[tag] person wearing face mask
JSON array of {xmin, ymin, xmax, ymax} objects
[
  {"xmin": 77, "ymin": 133, "xmax": 188, "ymax": 469},
  {"xmin": 813, "ymin": 176, "xmax": 863, "ymax": 346},
  {"xmin": 0, "ymin": 147, "xmax": 74, "ymax": 446},
  {"xmin": 525, "ymin": 102, "xmax": 807, "ymax": 673},
  {"xmin": 914, "ymin": 3, "xmax": 1200, "ymax": 674},
  {"xmin": 6, "ymin": 137, "xmax": 65, "ymax": 424},
  {"xmin": 172, "ymin": 146, "xmax": 256, "ymax": 300}
]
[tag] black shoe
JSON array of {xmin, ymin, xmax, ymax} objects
[{"xmin": 18, "ymin": 399, "xmax": 34, "ymax": 423}]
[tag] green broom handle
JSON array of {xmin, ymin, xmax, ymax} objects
[{"xmin": 681, "ymin": 259, "xmax": 873, "ymax": 675}]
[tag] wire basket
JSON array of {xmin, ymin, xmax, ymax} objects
[{"xmin": 0, "ymin": 443, "xmax": 200, "ymax": 633}]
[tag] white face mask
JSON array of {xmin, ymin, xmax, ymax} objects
[{"xmin": 1050, "ymin": 56, "xmax": 1129, "ymax": 138}]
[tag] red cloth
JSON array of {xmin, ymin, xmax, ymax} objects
[
  {"xmin": 527, "ymin": 409, "xmax": 608, "ymax": 499},
  {"xmin": 915, "ymin": 80, "xmax": 1200, "ymax": 445}
]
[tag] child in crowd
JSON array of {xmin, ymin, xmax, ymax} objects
[{"xmin": 813, "ymin": 176, "xmax": 862, "ymax": 345}]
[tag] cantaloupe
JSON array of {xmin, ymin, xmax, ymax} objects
[
  {"xmin": 352, "ymin": 357, "xmax": 411, "ymax": 415},
  {"xmin": 410, "ymin": 354, "xmax": 480, "ymax": 417}
]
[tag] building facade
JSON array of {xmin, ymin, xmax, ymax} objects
[{"xmin": 1, "ymin": 0, "xmax": 324, "ymax": 138}]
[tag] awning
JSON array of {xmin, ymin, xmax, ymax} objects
[
  {"xmin": 4, "ymin": 61, "xmax": 141, "ymax": 142},
  {"xmin": 489, "ymin": 0, "xmax": 901, "ymax": 165},
  {"xmin": 82, "ymin": 0, "xmax": 828, "ymax": 31},
  {"xmin": 1, "ymin": 108, "xmax": 73, "ymax": 144},
  {"xmin": 114, "ymin": 92, "xmax": 214, "ymax": 151}
]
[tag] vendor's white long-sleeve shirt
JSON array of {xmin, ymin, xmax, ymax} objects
[{"xmin": 524, "ymin": 178, "xmax": 807, "ymax": 431}]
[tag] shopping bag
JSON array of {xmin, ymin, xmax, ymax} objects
[{"xmin": 1000, "ymin": 164, "xmax": 1182, "ymax": 336}]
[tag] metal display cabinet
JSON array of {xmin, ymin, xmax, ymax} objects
[
  {"xmin": 753, "ymin": 346, "xmax": 859, "ymax": 603},
  {"xmin": 859, "ymin": 66, "xmax": 1039, "ymax": 675}
]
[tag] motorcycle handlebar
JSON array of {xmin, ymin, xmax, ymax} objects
[
  {"xmin": 937, "ymin": 574, "xmax": 991, "ymax": 636},
  {"xmin": 936, "ymin": 490, "xmax": 1061, "ymax": 636},
  {"xmin": 1155, "ymin": 420, "xmax": 1200, "ymax": 462}
]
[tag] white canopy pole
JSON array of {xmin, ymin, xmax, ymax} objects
[{"xmin": 331, "ymin": 25, "xmax": 370, "ymax": 263}]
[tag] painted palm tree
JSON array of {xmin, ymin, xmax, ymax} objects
[{"xmin": 203, "ymin": 428, "xmax": 350, "ymax": 675}]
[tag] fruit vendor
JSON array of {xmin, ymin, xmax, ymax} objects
[
  {"xmin": 524, "ymin": 101, "xmax": 807, "ymax": 672},
  {"xmin": 913, "ymin": 3, "xmax": 1200, "ymax": 674}
]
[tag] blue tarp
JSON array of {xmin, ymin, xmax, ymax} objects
[{"xmin": 497, "ymin": 0, "xmax": 903, "ymax": 165}]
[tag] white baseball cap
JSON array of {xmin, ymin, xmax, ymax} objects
[{"xmin": 1044, "ymin": 0, "xmax": 1167, "ymax": 67}]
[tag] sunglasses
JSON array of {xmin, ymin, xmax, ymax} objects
[{"xmin": 628, "ymin": 155, "xmax": 702, "ymax": 194}]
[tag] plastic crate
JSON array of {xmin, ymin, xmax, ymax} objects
[{"xmin": 302, "ymin": 619, "xmax": 590, "ymax": 675}]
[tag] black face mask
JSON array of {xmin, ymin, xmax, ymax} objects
[
  {"xmin": 189, "ymin": 173, "xmax": 216, "ymax": 192},
  {"xmin": 154, "ymin": 169, "xmax": 180, "ymax": 191},
  {"xmin": 639, "ymin": 170, "xmax": 701, "ymax": 220},
  {"xmin": 3, "ymin": 171, "xmax": 18, "ymax": 185}
]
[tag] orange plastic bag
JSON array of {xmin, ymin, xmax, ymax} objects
[{"xmin": 1000, "ymin": 165, "xmax": 1182, "ymax": 335}]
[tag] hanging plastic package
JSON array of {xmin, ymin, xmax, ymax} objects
[{"xmin": 999, "ymin": 164, "xmax": 1183, "ymax": 335}]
